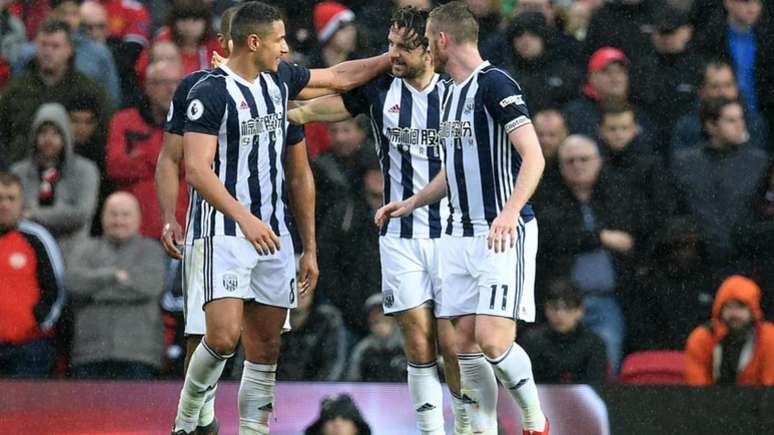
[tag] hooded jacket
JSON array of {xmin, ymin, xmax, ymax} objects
[
  {"xmin": 685, "ymin": 275, "xmax": 774, "ymax": 385},
  {"xmin": 11, "ymin": 103, "xmax": 99, "ymax": 257}
]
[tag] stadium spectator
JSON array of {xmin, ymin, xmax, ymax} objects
[
  {"xmin": 276, "ymin": 292, "xmax": 348, "ymax": 381},
  {"xmin": 500, "ymin": 12, "xmax": 582, "ymax": 112},
  {"xmin": 597, "ymin": 103, "xmax": 677, "ymax": 261},
  {"xmin": 685, "ymin": 275, "xmax": 774, "ymax": 385},
  {"xmin": 0, "ymin": 171, "xmax": 65, "ymax": 378},
  {"xmin": 310, "ymin": 2, "xmax": 360, "ymax": 68},
  {"xmin": 538, "ymin": 135, "xmax": 636, "ymax": 375},
  {"xmin": 7, "ymin": 0, "xmax": 49, "ymax": 41},
  {"xmin": 520, "ymin": 280, "xmax": 608, "ymax": 384},
  {"xmin": 64, "ymin": 92, "xmax": 107, "ymax": 171},
  {"xmin": 135, "ymin": 0, "xmax": 222, "ymax": 79},
  {"xmin": 79, "ymin": 1, "xmax": 108, "ymax": 43},
  {"xmin": 735, "ymin": 161, "xmax": 774, "ymax": 319},
  {"xmin": 629, "ymin": 6, "xmax": 702, "ymax": 154},
  {"xmin": 695, "ymin": 0, "xmax": 773, "ymax": 119},
  {"xmin": 66, "ymin": 191, "xmax": 166, "ymax": 380},
  {"xmin": 671, "ymin": 60, "xmax": 769, "ymax": 155},
  {"xmin": 317, "ymin": 162, "xmax": 382, "ymax": 337},
  {"xmin": 106, "ymin": 60, "xmax": 185, "ymax": 239},
  {"xmin": 464, "ymin": 0, "xmax": 501, "ymax": 46},
  {"xmin": 0, "ymin": 19, "xmax": 111, "ymax": 166},
  {"xmin": 0, "ymin": 0, "xmax": 26, "ymax": 68},
  {"xmin": 347, "ymin": 294, "xmax": 406, "ymax": 382},
  {"xmin": 531, "ymin": 108, "xmax": 568, "ymax": 208},
  {"xmin": 312, "ymin": 117, "xmax": 372, "ymax": 221},
  {"xmin": 13, "ymin": 0, "xmax": 121, "ymax": 106},
  {"xmin": 305, "ymin": 394, "xmax": 372, "ymax": 435},
  {"xmin": 671, "ymin": 97, "xmax": 769, "ymax": 273},
  {"xmin": 627, "ymin": 216, "xmax": 715, "ymax": 351},
  {"xmin": 583, "ymin": 0, "xmax": 658, "ymax": 61},
  {"xmin": 10, "ymin": 103, "xmax": 99, "ymax": 257},
  {"xmin": 563, "ymin": 47, "xmax": 653, "ymax": 143}
]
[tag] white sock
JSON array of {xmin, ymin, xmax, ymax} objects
[
  {"xmin": 198, "ymin": 383, "xmax": 217, "ymax": 427},
  {"xmin": 450, "ymin": 390, "xmax": 472, "ymax": 435},
  {"xmin": 458, "ymin": 353, "xmax": 498, "ymax": 434},
  {"xmin": 238, "ymin": 361, "xmax": 277, "ymax": 435},
  {"xmin": 487, "ymin": 343, "xmax": 545, "ymax": 431},
  {"xmin": 407, "ymin": 361, "xmax": 445, "ymax": 435},
  {"xmin": 174, "ymin": 340, "xmax": 231, "ymax": 433}
]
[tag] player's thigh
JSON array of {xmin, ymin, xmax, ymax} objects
[
  {"xmin": 380, "ymin": 237, "xmax": 434, "ymax": 315},
  {"xmin": 437, "ymin": 236, "xmax": 480, "ymax": 319},
  {"xmin": 395, "ymin": 306, "xmax": 437, "ymax": 362},
  {"xmin": 249, "ymin": 234, "xmax": 298, "ymax": 309},
  {"xmin": 181, "ymin": 243, "xmax": 205, "ymax": 336},
  {"xmin": 474, "ymin": 219, "xmax": 537, "ymax": 322},
  {"xmin": 474, "ymin": 315, "xmax": 516, "ymax": 358}
]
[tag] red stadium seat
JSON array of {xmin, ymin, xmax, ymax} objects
[{"xmin": 619, "ymin": 350, "xmax": 686, "ymax": 384}]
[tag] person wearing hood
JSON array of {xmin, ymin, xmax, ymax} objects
[
  {"xmin": 562, "ymin": 47, "xmax": 654, "ymax": 144},
  {"xmin": 10, "ymin": 102, "xmax": 99, "ymax": 257},
  {"xmin": 501, "ymin": 12, "xmax": 582, "ymax": 113},
  {"xmin": 0, "ymin": 19, "xmax": 112, "ymax": 168},
  {"xmin": 685, "ymin": 275, "xmax": 774, "ymax": 385},
  {"xmin": 347, "ymin": 293, "xmax": 407, "ymax": 382}
]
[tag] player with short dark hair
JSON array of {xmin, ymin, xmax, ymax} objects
[
  {"xmin": 378, "ymin": 2, "xmax": 549, "ymax": 434},
  {"xmin": 168, "ymin": 2, "xmax": 389, "ymax": 434},
  {"xmin": 289, "ymin": 6, "xmax": 472, "ymax": 434}
]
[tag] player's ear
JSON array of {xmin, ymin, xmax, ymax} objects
[{"xmin": 248, "ymin": 33, "xmax": 260, "ymax": 51}]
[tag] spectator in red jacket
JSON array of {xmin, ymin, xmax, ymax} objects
[
  {"xmin": 0, "ymin": 171, "xmax": 65, "ymax": 378},
  {"xmin": 685, "ymin": 275, "xmax": 774, "ymax": 385},
  {"xmin": 106, "ymin": 60, "xmax": 184, "ymax": 239}
]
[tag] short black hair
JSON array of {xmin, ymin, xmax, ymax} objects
[
  {"xmin": 64, "ymin": 92, "xmax": 100, "ymax": 114},
  {"xmin": 700, "ymin": 59, "xmax": 735, "ymax": 89},
  {"xmin": 390, "ymin": 6, "xmax": 429, "ymax": 49},
  {"xmin": 428, "ymin": 1, "xmax": 479, "ymax": 44},
  {"xmin": 37, "ymin": 19, "xmax": 72, "ymax": 41},
  {"xmin": 545, "ymin": 279, "xmax": 584, "ymax": 308},
  {"xmin": 230, "ymin": 1, "xmax": 282, "ymax": 46},
  {"xmin": 600, "ymin": 101, "xmax": 635, "ymax": 123},
  {"xmin": 0, "ymin": 171, "xmax": 22, "ymax": 189},
  {"xmin": 699, "ymin": 96, "xmax": 739, "ymax": 127}
]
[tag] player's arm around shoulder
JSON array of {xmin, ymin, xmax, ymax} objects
[
  {"xmin": 307, "ymin": 52, "xmax": 391, "ymax": 93},
  {"xmin": 288, "ymin": 94, "xmax": 353, "ymax": 125}
]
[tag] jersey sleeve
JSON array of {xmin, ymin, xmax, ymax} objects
[
  {"xmin": 286, "ymin": 124, "xmax": 305, "ymax": 145},
  {"xmin": 165, "ymin": 73, "xmax": 200, "ymax": 135},
  {"xmin": 482, "ymin": 69, "xmax": 531, "ymax": 133},
  {"xmin": 277, "ymin": 61, "xmax": 311, "ymax": 99},
  {"xmin": 183, "ymin": 78, "xmax": 227, "ymax": 136}
]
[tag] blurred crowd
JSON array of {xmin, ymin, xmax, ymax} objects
[{"xmin": 1, "ymin": 0, "xmax": 773, "ymax": 386}]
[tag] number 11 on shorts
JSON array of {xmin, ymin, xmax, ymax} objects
[{"xmin": 489, "ymin": 284, "xmax": 509, "ymax": 311}]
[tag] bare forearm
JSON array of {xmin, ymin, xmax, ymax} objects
[
  {"xmin": 289, "ymin": 167, "xmax": 316, "ymax": 253},
  {"xmin": 291, "ymin": 95, "xmax": 352, "ymax": 124},
  {"xmin": 186, "ymin": 164, "xmax": 250, "ymax": 223},
  {"xmin": 411, "ymin": 171, "xmax": 448, "ymax": 209},
  {"xmin": 155, "ymin": 153, "xmax": 181, "ymax": 221},
  {"xmin": 329, "ymin": 53, "xmax": 389, "ymax": 92},
  {"xmin": 503, "ymin": 147, "xmax": 544, "ymax": 215}
]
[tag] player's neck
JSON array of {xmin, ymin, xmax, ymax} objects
[
  {"xmin": 405, "ymin": 67, "xmax": 435, "ymax": 92},
  {"xmin": 224, "ymin": 54, "xmax": 260, "ymax": 84},
  {"xmin": 445, "ymin": 44, "xmax": 484, "ymax": 84}
]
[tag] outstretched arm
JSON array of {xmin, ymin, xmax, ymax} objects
[
  {"xmin": 307, "ymin": 53, "xmax": 390, "ymax": 93},
  {"xmin": 288, "ymin": 94, "xmax": 353, "ymax": 124}
]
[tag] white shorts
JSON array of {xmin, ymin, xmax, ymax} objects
[
  {"xmin": 184, "ymin": 235, "xmax": 297, "ymax": 334},
  {"xmin": 438, "ymin": 218, "xmax": 537, "ymax": 321},
  {"xmin": 379, "ymin": 237, "xmax": 443, "ymax": 316}
]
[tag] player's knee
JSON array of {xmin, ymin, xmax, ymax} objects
[
  {"xmin": 475, "ymin": 332, "xmax": 511, "ymax": 360},
  {"xmin": 205, "ymin": 329, "xmax": 240, "ymax": 355},
  {"xmin": 403, "ymin": 332, "xmax": 437, "ymax": 363}
]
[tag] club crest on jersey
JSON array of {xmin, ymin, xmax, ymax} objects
[
  {"xmin": 272, "ymin": 94, "xmax": 281, "ymax": 105},
  {"xmin": 222, "ymin": 272, "xmax": 239, "ymax": 292},
  {"xmin": 499, "ymin": 95, "xmax": 524, "ymax": 108},
  {"xmin": 187, "ymin": 99, "xmax": 204, "ymax": 121},
  {"xmin": 384, "ymin": 290, "xmax": 394, "ymax": 308},
  {"xmin": 463, "ymin": 99, "xmax": 474, "ymax": 114}
]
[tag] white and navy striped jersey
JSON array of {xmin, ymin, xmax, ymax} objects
[
  {"xmin": 342, "ymin": 73, "xmax": 450, "ymax": 239},
  {"xmin": 439, "ymin": 61, "xmax": 535, "ymax": 237},
  {"xmin": 182, "ymin": 62, "xmax": 310, "ymax": 241}
]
